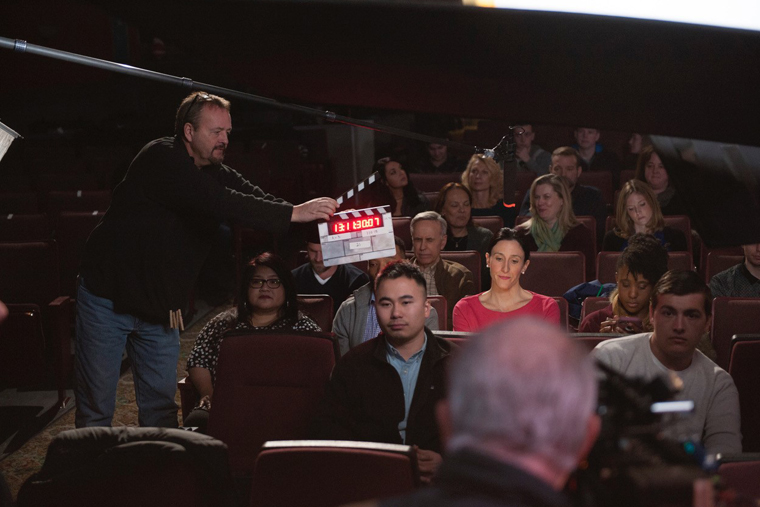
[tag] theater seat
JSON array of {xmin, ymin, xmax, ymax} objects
[
  {"xmin": 296, "ymin": 294, "xmax": 334, "ymax": 332},
  {"xmin": 16, "ymin": 427, "xmax": 236, "ymax": 507},
  {"xmin": 0, "ymin": 213, "xmax": 51, "ymax": 241},
  {"xmin": 580, "ymin": 296, "xmax": 611, "ymax": 322},
  {"xmin": 471, "ymin": 215, "xmax": 504, "ymax": 237},
  {"xmin": 521, "ymin": 251, "xmax": 586, "ymax": 297},
  {"xmin": 728, "ymin": 334, "xmax": 760, "ymax": 452},
  {"xmin": 427, "ymin": 295, "xmax": 447, "ymax": 331},
  {"xmin": 207, "ymin": 330, "xmax": 339, "ymax": 483},
  {"xmin": 250, "ymin": 440, "xmax": 420, "ymax": 507},
  {"xmin": 408, "ymin": 173, "xmax": 461, "ymax": 193},
  {"xmin": 704, "ymin": 250, "xmax": 743, "ymax": 284},
  {"xmin": 392, "ymin": 216, "xmax": 412, "ymax": 252},
  {"xmin": 710, "ymin": 298, "xmax": 760, "ymax": 371}
]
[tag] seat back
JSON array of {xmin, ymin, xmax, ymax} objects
[
  {"xmin": 728, "ymin": 334, "xmax": 760, "ymax": 452},
  {"xmin": 207, "ymin": 331, "xmax": 338, "ymax": 479},
  {"xmin": 619, "ymin": 170, "xmax": 636, "ymax": 188},
  {"xmin": 0, "ymin": 304, "xmax": 46, "ymax": 387},
  {"xmin": 711, "ymin": 298, "xmax": 760, "ymax": 370},
  {"xmin": 0, "ymin": 213, "xmax": 51, "ymax": 241},
  {"xmin": 521, "ymin": 252, "xmax": 586, "ymax": 297},
  {"xmin": 578, "ymin": 171, "xmax": 614, "ymax": 206},
  {"xmin": 427, "ymin": 295, "xmax": 447, "ymax": 331},
  {"xmin": 250, "ymin": 440, "xmax": 419, "ymax": 507},
  {"xmin": 45, "ymin": 190, "xmax": 111, "ymax": 218},
  {"xmin": 0, "ymin": 192, "xmax": 39, "ymax": 214},
  {"xmin": 471, "ymin": 215, "xmax": 503, "ymax": 237},
  {"xmin": 433, "ymin": 330, "xmax": 474, "ymax": 346},
  {"xmin": 16, "ymin": 427, "xmax": 236, "ymax": 507},
  {"xmin": 392, "ymin": 216, "xmax": 412, "ymax": 251},
  {"xmin": 0, "ymin": 241, "xmax": 61, "ymax": 305},
  {"xmin": 56, "ymin": 212, "xmax": 104, "ymax": 298},
  {"xmin": 705, "ymin": 251, "xmax": 744, "ymax": 284},
  {"xmin": 440, "ymin": 250, "xmax": 481, "ymax": 293},
  {"xmin": 408, "ymin": 173, "xmax": 461, "ymax": 193},
  {"xmin": 571, "ymin": 333, "xmax": 623, "ymax": 352},
  {"xmin": 296, "ymin": 294, "xmax": 334, "ymax": 332},
  {"xmin": 718, "ymin": 459, "xmax": 760, "ymax": 499},
  {"xmin": 580, "ymin": 296, "xmax": 611, "ymax": 322}
]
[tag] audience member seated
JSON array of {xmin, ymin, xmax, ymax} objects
[
  {"xmin": 519, "ymin": 146, "xmax": 607, "ymax": 242},
  {"xmin": 461, "ymin": 154, "xmax": 517, "ymax": 228},
  {"xmin": 435, "ymin": 182, "xmax": 493, "ymax": 289},
  {"xmin": 579, "ymin": 234, "xmax": 668, "ymax": 333},
  {"xmin": 418, "ymin": 141, "xmax": 464, "ymax": 174},
  {"xmin": 453, "ymin": 228, "xmax": 559, "ymax": 332},
  {"xmin": 363, "ymin": 157, "xmax": 429, "ymax": 217},
  {"xmin": 332, "ymin": 237, "xmax": 439, "ymax": 356},
  {"xmin": 709, "ymin": 243, "xmax": 760, "ymax": 297},
  {"xmin": 374, "ymin": 318, "xmax": 600, "ymax": 507},
  {"xmin": 504, "ymin": 124, "xmax": 551, "ymax": 176},
  {"xmin": 409, "ymin": 211, "xmax": 476, "ymax": 325},
  {"xmin": 311, "ymin": 262, "xmax": 455, "ymax": 484},
  {"xmin": 185, "ymin": 253, "xmax": 321, "ymax": 431},
  {"xmin": 515, "ymin": 174, "xmax": 596, "ymax": 280},
  {"xmin": 602, "ymin": 180, "xmax": 688, "ymax": 252},
  {"xmin": 292, "ymin": 230, "xmax": 370, "ymax": 309},
  {"xmin": 594, "ymin": 270, "xmax": 741, "ymax": 455},
  {"xmin": 573, "ymin": 127, "xmax": 622, "ymax": 188},
  {"xmin": 635, "ymin": 145, "xmax": 688, "ymax": 216}
]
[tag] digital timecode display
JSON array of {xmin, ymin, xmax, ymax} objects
[{"xmin": 330, "ymin": 215, "xmax": 384, "ymax": 235}]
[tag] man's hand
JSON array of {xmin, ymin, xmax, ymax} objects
[
  {"xmin": 414, "ymin": 446, "xmax": 443, "ymax": 484},
  {"xmin": 515, "ymin": 146, "xmax": 531, "ymax": 163},
  {"xmin": 292, "ymin": 197, "xmax": 338, "ymax": 223}
]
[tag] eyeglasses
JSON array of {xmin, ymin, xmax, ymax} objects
[
  {"xmin": 249, "ymin": 278, "xmax": 282, "ymax": 289},
  {"xmin": 181, "ymin": 92, "xmax": 212, "ymax": 131}
]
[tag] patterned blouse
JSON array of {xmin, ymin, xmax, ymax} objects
[{"xmin": 186, "ymin": 308, "xmax": 321, "ymax": 385}]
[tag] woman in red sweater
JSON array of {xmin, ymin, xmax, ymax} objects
[{"xmin": 453, "ymin": 228, "xmax": 559, "ymax": 332}]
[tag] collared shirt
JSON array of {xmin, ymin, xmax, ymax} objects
[
  {"xmin": 386, "ymin": 335, "xmax": 428, "ymax": 443},
  {"xmin": 416, "ymin": 259, "xmax": 439, "ymax": 296},
  {"xmin": 710, "ymin": 262, "xmax": 760, "ymax": 298},
  {"xmin": 362, "ymin": 292, "xmax": 382, "ymax": 343}
]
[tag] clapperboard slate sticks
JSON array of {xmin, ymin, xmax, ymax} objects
[{"xmin": 320, "ymin": 171, "xmax": 396, "ymax": 266}]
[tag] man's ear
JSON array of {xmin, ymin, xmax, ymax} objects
[
  {"xmin": 424, "ymin": 299, "xmax": 431, "ymax": 319},
  {"xmin": 435, "ymin": 400, "xmax": 452, "ymax": 448},
  {"xmin": 183, "ymin": 122, "xmax": 194, "ymax": 143},
  {"xmin": 576, "ymin": 165, "xmax": 583, "ymax": 177}
]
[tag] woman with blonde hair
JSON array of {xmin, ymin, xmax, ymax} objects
[
  {"xmin": 602, "ymin": 180, "xmax": 687, "ymax": 252},
  {"xmin": 515, "ymin": 174, "xmax": 595, "ymax": 280},
  {"xmin": 461, "ymin": 154, "xmax": 516, "ymax": 228}
]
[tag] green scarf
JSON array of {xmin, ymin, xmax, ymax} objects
[{"xmin": 531, "ymin": 219, "xmax": 564, "ymax": 252}]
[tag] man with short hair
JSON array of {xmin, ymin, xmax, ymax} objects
[
  {"xmin": 410, "ymin": 211, "xmax": 476, "ymax": 325},
  {"xmin": 312, "ymin": 262, "xmax": 454, "ymax": 482},
  {"xmin": 519, "ymin": 147, "xmax": 607, "ymax": 241},
  {"xmin": 292, "ymin": 236, "xmax": 370, "ymax": 309},
  {"xmin": 369, "ymin": 317, "xmax": 600, "ymax": 506},
  {"xmin": 573, "ymin": 127, "xmax": 622, "ymax": 188},
  {"xmin": 332, "ymin": 237, "xmax": 439, "ymax": 356},
  {"xmin": 709, "ymin": 243, "xmax": 760, "ymax": 297},
  {"xmin": 76, "ymin": 91, "xmax": 337, "ymax": 428},
  {"xmin": 505, "ymin": 124, "xmax": 551, "ymax": 175},
  {"xmin": 419, "ymin": 141, "xmax": 464, "ymax": 173},
  {"xmin": 594, "ymin": 270, "xmax": 742, "ymax": 454}
]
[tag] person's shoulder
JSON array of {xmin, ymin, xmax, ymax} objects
[
  {"xmin": 292, "ymin": 263, "xmax": 311, "ymax": 276},
  {"xmin": 455, "ymin": 293, "xmax": 481, "ymax": 308},
  {"xmin": 340, "ymin": 263, "xmax": 369, "ymax": 278},
  {"xmin": 441, "ymin": 259, "xmax": 472, "ymax": 277},
  {"xmin": 427, "ymin": 329, "xmax": 458, "ymax": 357},
  {"xmin": 595, "ymin": 332, "xmax": 649, "ymax": 353}
]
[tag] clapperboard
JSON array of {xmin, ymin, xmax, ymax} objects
[{"xmin": 319, "ymin": 172, "xmax": 396, "ymax": 266}]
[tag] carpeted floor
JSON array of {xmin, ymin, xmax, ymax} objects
[{"xmin": 0, "ymin": 302, "xmax": 226, "ymax": 500}]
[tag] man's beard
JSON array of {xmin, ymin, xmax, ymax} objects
[{"xmin": 209, "ymin": 145, "xmax": 226, "ymax": 165}]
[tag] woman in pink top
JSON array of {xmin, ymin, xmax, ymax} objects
[{"xmin": 453, "ymin": 228, "xmax": 559, "ymax": 332}]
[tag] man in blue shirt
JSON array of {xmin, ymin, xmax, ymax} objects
[{"xmin": 311, "ymin": 262, "xmax": 454, "ymax": 483}]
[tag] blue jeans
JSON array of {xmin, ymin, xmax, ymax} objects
[{"xmin": 75, "ymin": 280, "xmax": 180, "ymax": 428}]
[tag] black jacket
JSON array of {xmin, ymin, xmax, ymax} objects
[
  {"xmin": 310, "ymin": 329, "xmax": 454, "ymax": 453},
  {"xmin": 80, "ymin": 136, "xmax": 293, "ymax": 323}
]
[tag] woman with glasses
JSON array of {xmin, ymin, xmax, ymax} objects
[{"xmin": 184, "ymin": 252, "xmax": 320, "ymax": 430}]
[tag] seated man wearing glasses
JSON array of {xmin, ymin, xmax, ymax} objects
[{"xmin": 184, "ymin": 252, "xmax": 321, "ymax": 431}]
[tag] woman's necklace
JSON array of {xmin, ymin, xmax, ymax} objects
[{"xmin": 452, "ymin": 235, "xmax": 467, "ymax": 249}]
